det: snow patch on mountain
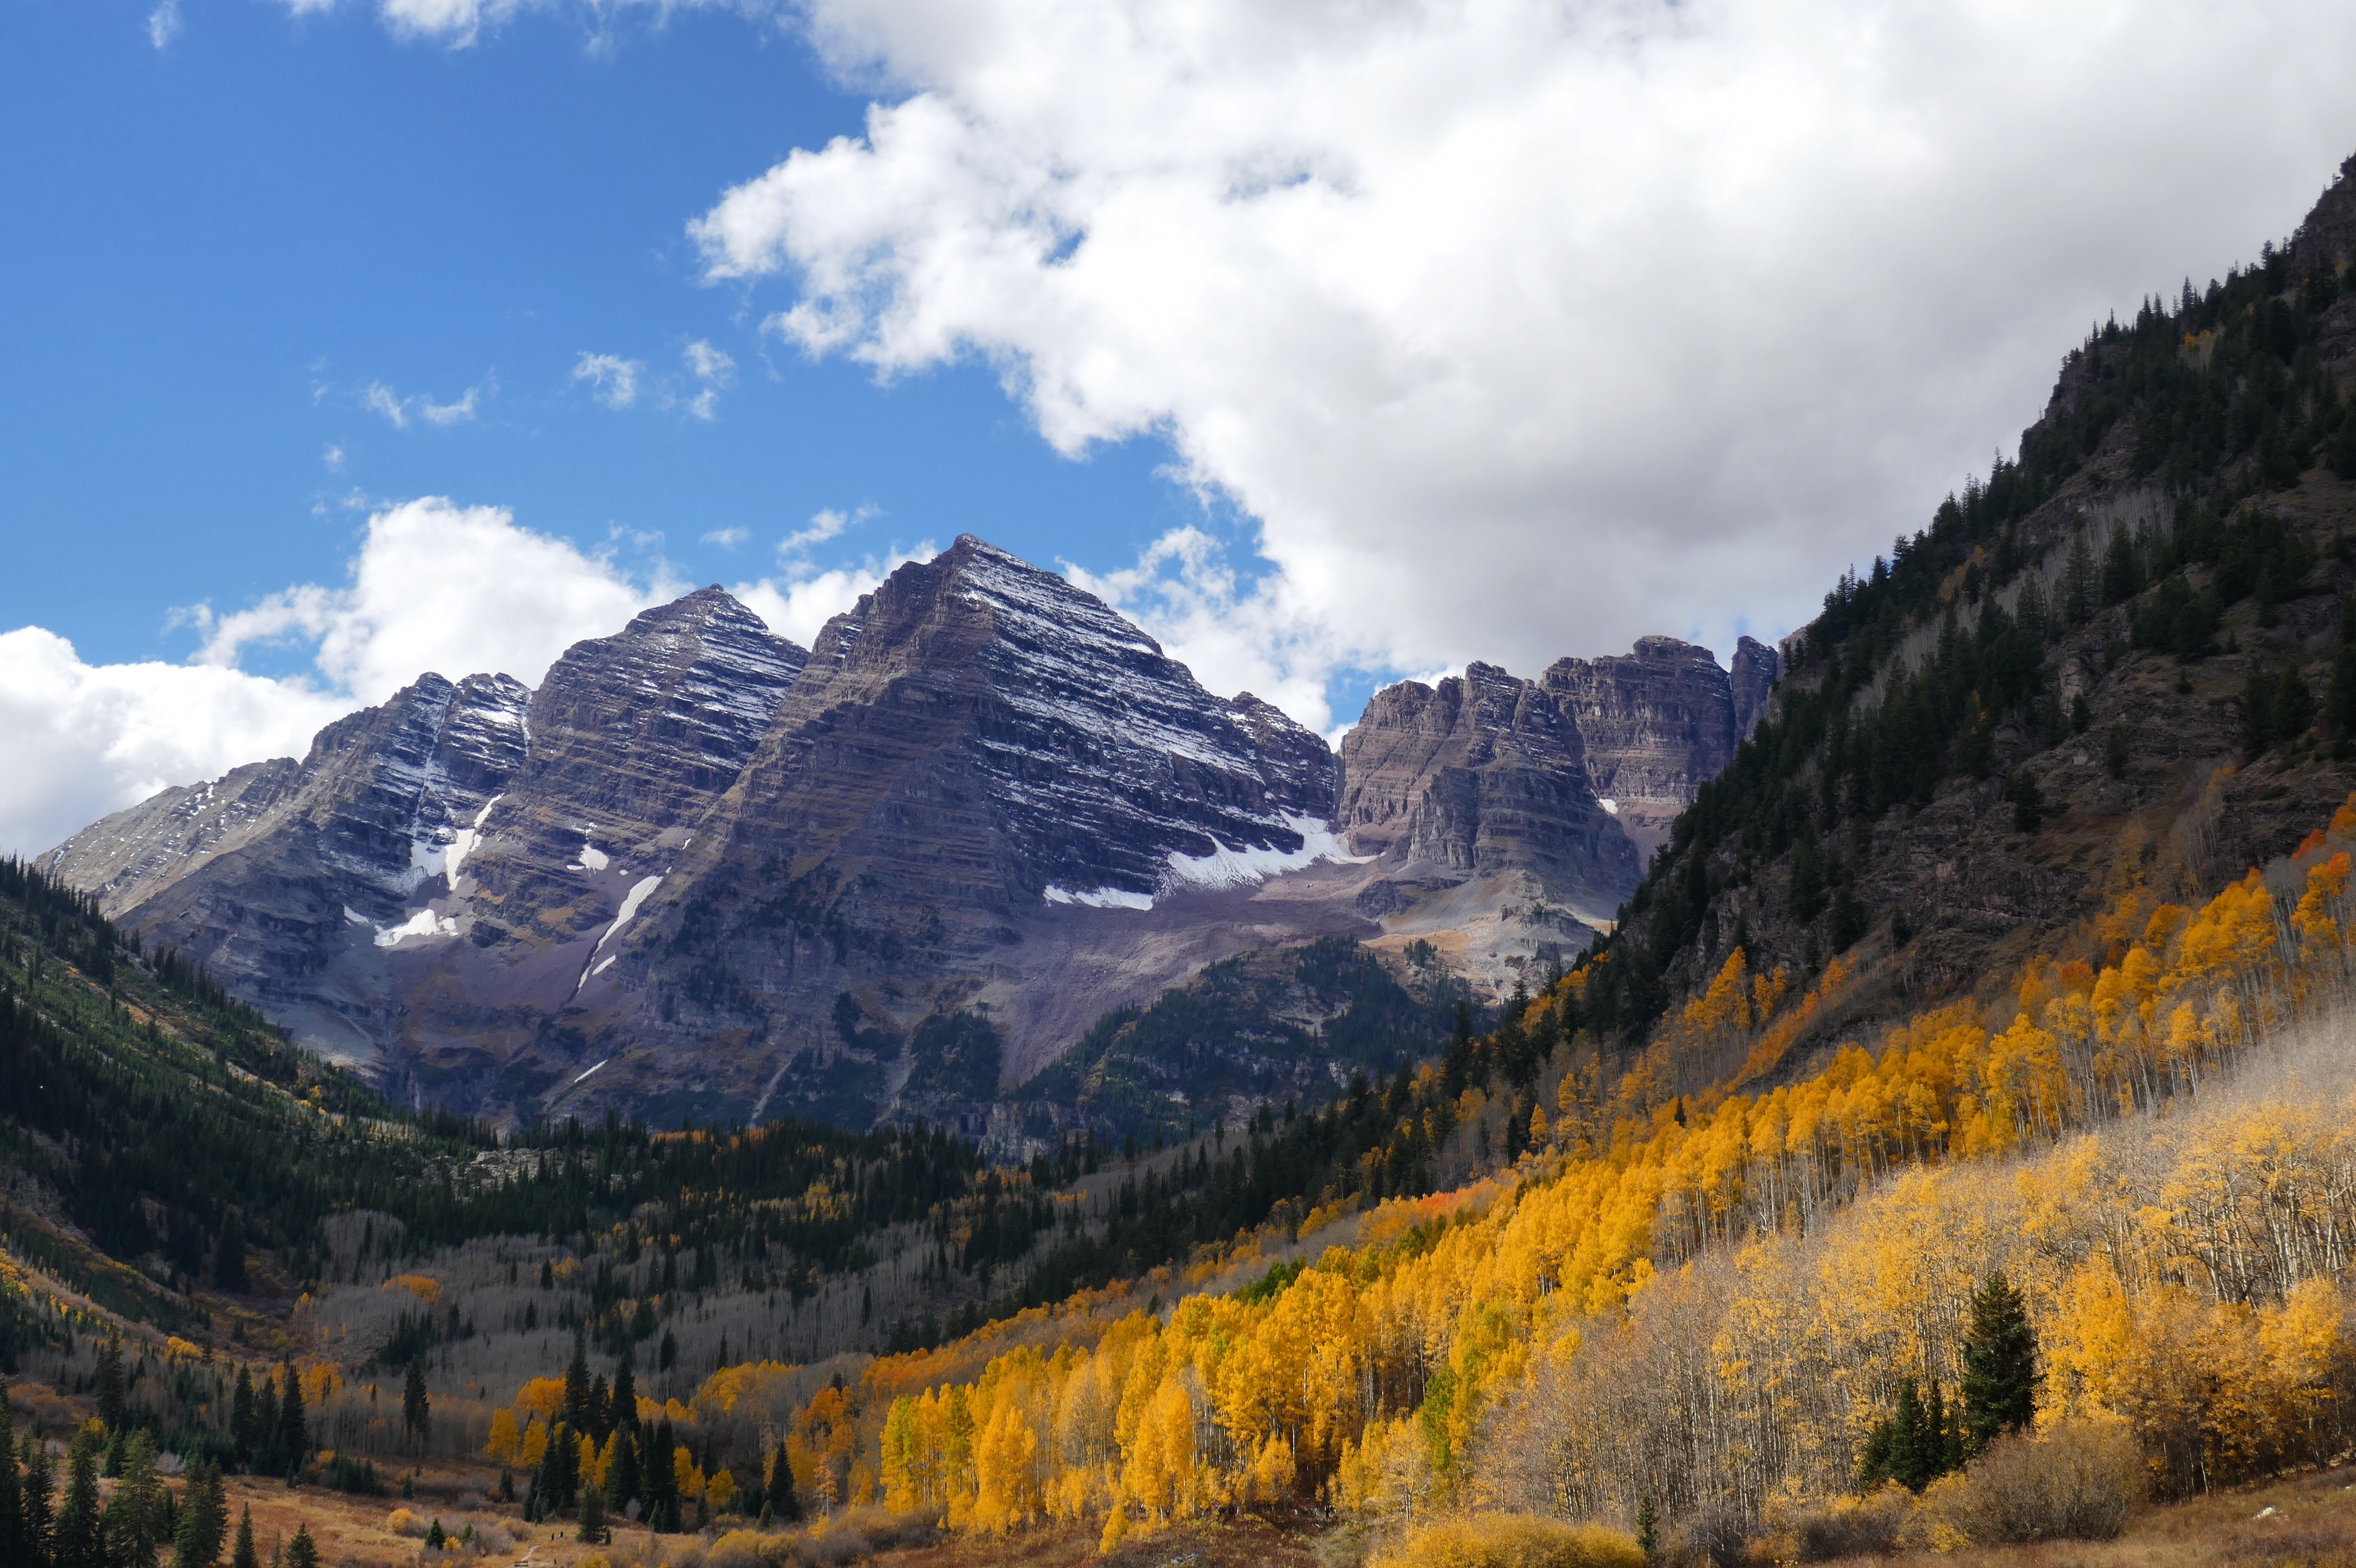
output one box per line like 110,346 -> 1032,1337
1163,814 -> 1368,892
1045,884 -> 1157,911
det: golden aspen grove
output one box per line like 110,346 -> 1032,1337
462,794 -> 2356,1561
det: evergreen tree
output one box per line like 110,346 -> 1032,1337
561,1336 -> 592,1440
53,1437 -> 102,1568
93,1344 -> 125,1437
281,1528 -> 316,1568
228,1371 -> 256,1469
274,1364 -> 307,1479
2061,530 -> 2097,625
607,1356 -> 637,1440
645,1421 -> 678,1533
227,1512 -> 255,1568
0,1384 -> 21,1568
1960,1272 -> 2041,1455
606,1430 -> 641,1517
24,1436 -> 57,1568
575,1482 -> 606,1546
169,1462 -> 225,1568
535,1424 -> 576,1516
766,1441 -> 798,1524
105,1432 -> 165,1568
400,1363 -> 429,1452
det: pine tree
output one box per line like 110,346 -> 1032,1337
767,1440 -> 798,1523
561,1336 -> 591,1439
170,1461 -> 225,1568
94,1343 -> 125,1437
227,1511 -> 255,1568
106,1432 -> 165,1568
400,1363 -> 430,1452
281,1528 -> 315,1568
228,1371 -> 256,1468
645,1422 -> 678,1533
24,1436 -> 58,1568
1635,1495 -> 1658,1556
575,1482 -> 606,1546
1960,1272 -> 2041,1456
608,1356 -> 637,1441
2061,530 -> 2097,625
0,1384 -> 21,1568
606,1430 -> 641,1517
54,1437 -> 102,1568
275,1364 -> 307,1479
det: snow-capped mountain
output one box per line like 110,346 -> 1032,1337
42,537 -> 1767,1132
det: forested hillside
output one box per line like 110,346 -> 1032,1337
1575,151 -> 2356,1097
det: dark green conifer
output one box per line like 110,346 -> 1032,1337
53,1437 -> 101,1568
1960,1272 -> 2041,1455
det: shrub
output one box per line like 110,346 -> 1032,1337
385,1509 -> 420,1538
1774,1489 -> 1908,1562
1367,1512 -> 1645,1568
1664,1505 -> 1757,1567
1910,1418 -> 2142,1547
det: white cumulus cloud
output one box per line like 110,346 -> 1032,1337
0,632 -> 348,864
691,0 -> 2356,715
0,498 -> 694,856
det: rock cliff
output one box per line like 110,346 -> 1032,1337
1542,636 -> 1741,864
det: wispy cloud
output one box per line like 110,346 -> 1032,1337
362,377 -> 488,430
778,504 -> 872,559
682,339 -> 734,421
323,445 -> 345,471
572,351 -> 644,410
146,0 -> 183,49
701,527 -> 750,548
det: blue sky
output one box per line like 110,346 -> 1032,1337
4,0 -> 2355,856
0,0 -> 1221,678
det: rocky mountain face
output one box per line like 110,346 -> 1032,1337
44,537 -> 1766,1137
1541,635 -> 1754,863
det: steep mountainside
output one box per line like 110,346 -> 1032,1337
1575,152 -> 2356,1095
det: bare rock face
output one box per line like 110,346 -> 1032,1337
1337,663 -> 1633,897
1542,636 -> 1740,865
568,537 -> 1362,1126
1732,635 -> 1783,740
42,591 -> 802,1081
43,672 -> 532,1060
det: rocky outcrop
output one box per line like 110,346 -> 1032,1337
1336,663 -> 1634,901
1732,635 -> 1782,740
1541,637 -> 1740,864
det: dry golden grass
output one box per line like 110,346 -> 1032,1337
1810,1460 -> 2356,1568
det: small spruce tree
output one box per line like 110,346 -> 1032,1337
1960,1272 -> 2041,1456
